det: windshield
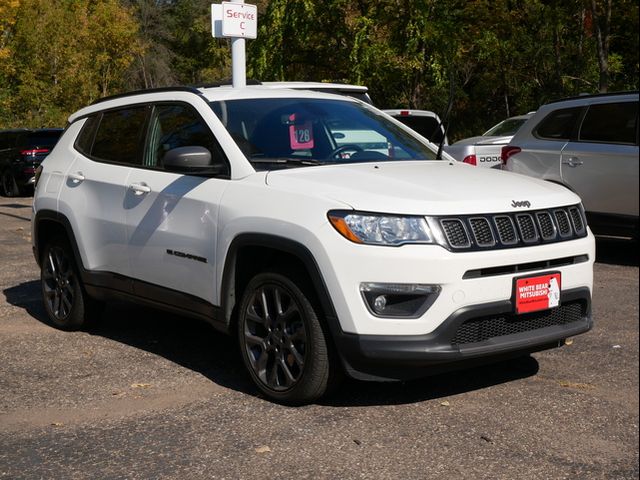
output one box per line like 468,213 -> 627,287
484,118 -> 528,137
210,98 -> 438,169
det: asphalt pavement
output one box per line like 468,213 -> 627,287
0,196 -> 638,479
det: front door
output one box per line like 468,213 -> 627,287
124,103 -> 230,305
561,101 -> 639,217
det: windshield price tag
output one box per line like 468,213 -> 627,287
289,115 -> 314,150
514,272 -> 561,314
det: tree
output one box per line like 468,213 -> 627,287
0,0 -> 141,128
123,0 -> 177,90
0,0 -> 637,133
589,0 -> 612,92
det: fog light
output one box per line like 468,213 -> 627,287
360,283 -> 441,318
373,295 -> 387,313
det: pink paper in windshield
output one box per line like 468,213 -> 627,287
289,114 -> 314,150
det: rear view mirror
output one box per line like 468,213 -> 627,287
163,146 -> 227,176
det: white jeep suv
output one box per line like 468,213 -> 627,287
32,85 -> 595,404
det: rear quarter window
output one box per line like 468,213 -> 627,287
534,107 -> 582,140
579,101 -> 638,145
74,115 -> 101,156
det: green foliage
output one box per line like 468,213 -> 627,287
0,0 -> 140,128
0,0 -> 638,138
250,0 -> 638,139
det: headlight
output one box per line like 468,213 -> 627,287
328,210 -> 434,246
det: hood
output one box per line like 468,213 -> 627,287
265,161 -> 580,216
453,135 -> 513,146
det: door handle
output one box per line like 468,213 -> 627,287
129,183 -> 151,196
562,157 -> 583,167
68,172 -> 85,184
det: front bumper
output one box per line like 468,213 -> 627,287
334,287 -> 592,381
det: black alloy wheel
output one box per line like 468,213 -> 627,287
238,272 -> 332,404
41,238 -> 89,330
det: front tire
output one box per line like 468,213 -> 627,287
41,237 -> 91,330
237,272 -> 332,405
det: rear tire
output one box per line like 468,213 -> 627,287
237,272 -> 333,405
1,170 -> 19,197
40,237 -> 91,330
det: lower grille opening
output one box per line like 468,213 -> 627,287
451,301 -> 587,346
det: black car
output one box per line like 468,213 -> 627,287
0,128 -> 63,197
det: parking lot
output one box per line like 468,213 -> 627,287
0,196 -> 637,479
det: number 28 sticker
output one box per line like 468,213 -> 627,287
289,114 -> 314,150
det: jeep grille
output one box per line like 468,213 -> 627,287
431,204 -> 587,251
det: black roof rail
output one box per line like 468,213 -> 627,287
90,86 -> 204,106
547,90 -> 639,104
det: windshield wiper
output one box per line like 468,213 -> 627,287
250,157 -> 323,166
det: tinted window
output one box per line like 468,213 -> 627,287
6,133 -> 20,148
0,133 -> 11,150
25,131 -> 62,148
579,102 -> 638,145
145,104 -> 224,171
75,115 -> 101,156
92,107 -> 148,164
534,107 -> 582,140
394,116 -> 444,144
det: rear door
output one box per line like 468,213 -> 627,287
60,107 -> 148,278
509,106 -> 583,180
124,102 -> 230,305
561,100 -> 639,217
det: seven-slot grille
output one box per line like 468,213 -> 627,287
434,205 -> 587,251
440,219 -> 471,248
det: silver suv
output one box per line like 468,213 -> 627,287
503,92 -> 639,239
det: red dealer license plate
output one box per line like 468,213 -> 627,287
514,272 -> 562,314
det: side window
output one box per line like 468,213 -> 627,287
74,115 -> 101,156
534,107 -> 582,140
14,132 -> 27,148
144,104 -> 228,174
0,134 -> 8,150
579,101 -> 638,145
92,107 -> 148,165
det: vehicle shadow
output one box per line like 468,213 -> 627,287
321,356 -> 539,407
2,279 -> 257,397
595,237 -> 639,267
4,280 -> 539,407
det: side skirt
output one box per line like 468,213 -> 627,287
83,270 -> 228,334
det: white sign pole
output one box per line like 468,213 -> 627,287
212,1 -> 257,88
230,0 -> 246,89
